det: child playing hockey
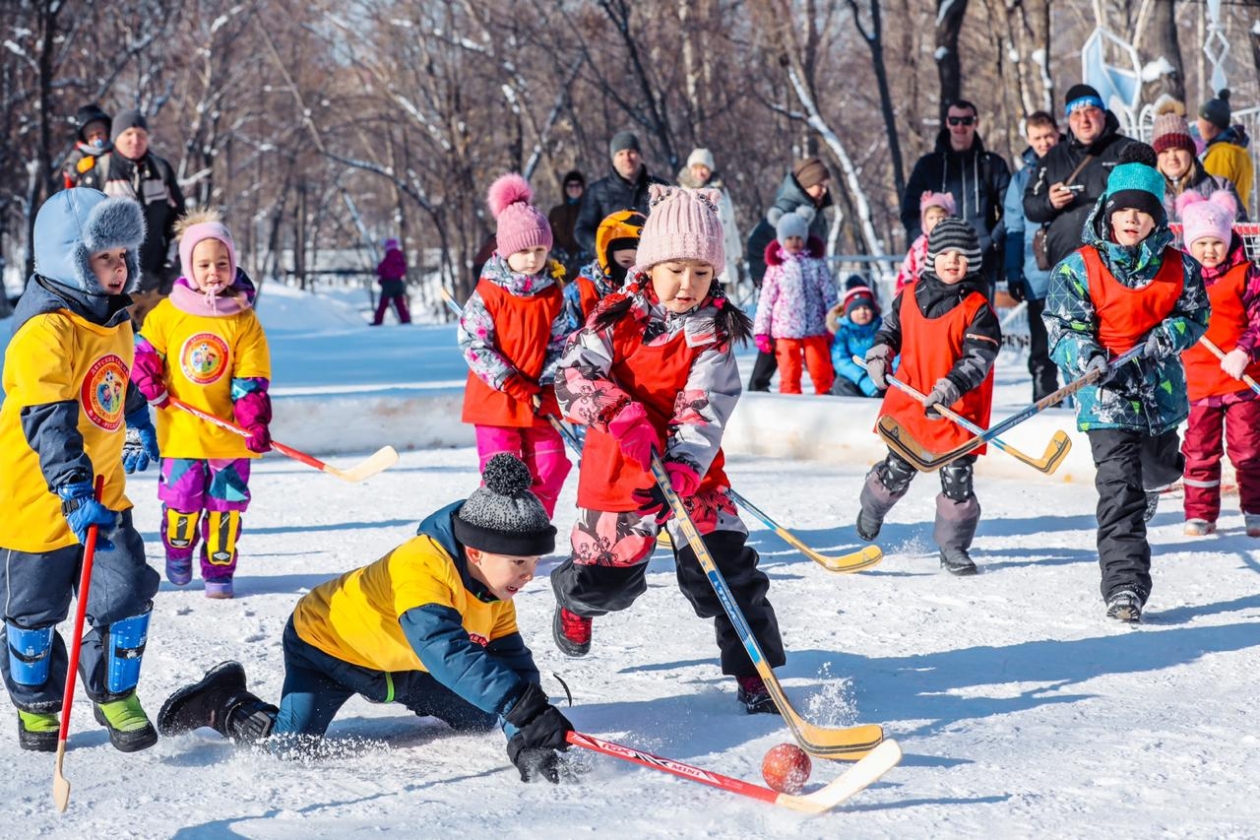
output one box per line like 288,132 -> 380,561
753,206 -> 837,395
563,209 -> 645,332
459,173 -> 571,517
1174,190 -> 1260,537
157,454 -> 576,783
895,192 -> 956,293
858,217 -> 1001,576
131,210 -> 272,599
828,281 -> 886,398
551,185 -> 787,714
1043,144 -> 1209,622
370,237 -> 412,325
0,189 -> 161,752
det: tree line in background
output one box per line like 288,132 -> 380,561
3,0 -> 1260,316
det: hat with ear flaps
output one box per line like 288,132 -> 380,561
33,188 -> 145,295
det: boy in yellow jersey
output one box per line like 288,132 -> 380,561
0,189 -> 162,752
159,454 -> 576,783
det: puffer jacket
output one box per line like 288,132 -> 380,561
753,237 -> 835,339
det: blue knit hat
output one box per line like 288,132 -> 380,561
1103,144 -> 1166,223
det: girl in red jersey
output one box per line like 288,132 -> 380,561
550,185 -> 786,715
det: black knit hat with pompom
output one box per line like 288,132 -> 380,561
454,453 -> 556,556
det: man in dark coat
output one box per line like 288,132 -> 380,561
547,170 -> 586,276
573,132 -> 666,255
1023,84 -> 1137,270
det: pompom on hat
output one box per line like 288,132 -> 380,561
1151,112 -> 1196,155
1199,89 -> 1232,131
1177,190 -> 1238,248
487,173 -> 553,258
1103,143 -> 1166,224
453,453 -> 556,556
634,185 -> 725,271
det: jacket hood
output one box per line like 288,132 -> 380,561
764,235 -> 826,266
772,172 -> 833,216
417,501 -> 498,603
34,189 -> 145,297
1200,237 -> 1250,283
1211,124 -> 1250,149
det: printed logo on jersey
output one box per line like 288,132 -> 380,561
180,333 -> 230,385
81,354 -> 128,431
468,633 -> 489,648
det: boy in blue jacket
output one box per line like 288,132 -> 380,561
829,281 -> 886,397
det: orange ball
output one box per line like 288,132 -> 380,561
761,743 -> 812,794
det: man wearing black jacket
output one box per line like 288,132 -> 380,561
573,132 -> 666,256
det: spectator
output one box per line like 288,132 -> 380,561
827,280 -> 887,398
573,132 -> 665,254
1004,110 -> 1063,400
547,170 -> 586,276
901,99 -> 1011,295
61,103 -> 112,190
1197,90 -> 1254,212
1153,105 -> 1245,222
896,191 -> 956,294
371,238 -> 412,325
677,148 -> 743,286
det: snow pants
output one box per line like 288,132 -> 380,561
0,510 -> 159,711
550,490 -> 786,678
371,294 -> 411,325
475,424 -> 571,517
747,348 -> 777,392
774,335 -> 835,395
158,457 -> 252,581
1087,428 -> 1184,603
1182,398 -> 1260,522
860,448 -> 980,554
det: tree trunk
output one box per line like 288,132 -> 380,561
1140,0 -> 1185,103
848,0 -> 905,199
934,0 -> 969,121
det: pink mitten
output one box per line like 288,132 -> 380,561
754,334 -> 773,355
233,388 -> 272,454
131,345 -> 170,408
607,402 -> 657,471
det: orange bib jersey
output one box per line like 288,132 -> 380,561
1181,260 -> 1260,401
1081,245 -> 1185,355
0,311 -> 133,552
138,298 -> 271,459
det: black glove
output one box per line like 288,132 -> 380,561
1007,277 -> 1027,303
505,683 -> 573,784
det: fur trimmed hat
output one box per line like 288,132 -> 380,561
634,185 -> 725,271
1177,190 -> 1238,248
487,173 -> 553,258
34,188 -> 145,295
453,454 -> 556,556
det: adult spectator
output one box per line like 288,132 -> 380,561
677,148 -> 743,286
547,170 -> 586,276
1023,84 -> 1136,270
901,99 -> 1011,294
1197,90 -> 1254,211
573,131 -> 665,254
61,103 -> 112,190
744,157 -> 834,391
1152,107 -> 1245,222
1004,111 -> 1063,401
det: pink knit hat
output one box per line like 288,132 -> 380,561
179,220 -> 237,288
634,185 -> 725,271
919,191 -> 957,230
487,173 -> 552,257
1177,190 -> 1237,247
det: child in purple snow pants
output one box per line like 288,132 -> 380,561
159,458 -> 252,594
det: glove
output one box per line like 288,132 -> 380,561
1221,347 -> 1250,380
57,481 -> 116,550
1142,329 -> 1175,360
131,349 -> 169,408
504,683 -> 573,784
122,410 -> 160,473
632,461 -> 701,526
607,402 -> 657,471
1084,353 -> 1115,385
754,334 -> 773,355
864,344 -> 894,390
233,388 -> 273,454
1007,277 -> 1027,303
923,377 -> 961,419
502,374 -> 541,405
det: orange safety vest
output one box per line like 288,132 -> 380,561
1180,260 -> 1260,401
1081,245 -> 1184,355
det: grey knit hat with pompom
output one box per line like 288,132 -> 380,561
454,453 -> 556,556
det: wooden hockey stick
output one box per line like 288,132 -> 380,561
1200,337 -> 1260,396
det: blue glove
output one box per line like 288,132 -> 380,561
57,481 -> 115,549
122,409 -> 159,474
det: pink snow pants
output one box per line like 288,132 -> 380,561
475,424 -> 571,517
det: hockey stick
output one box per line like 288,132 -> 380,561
725,488 -> 883,573
650,454 -> 885,760
167,398 -> 398,483
566,731 -> 901,814
52,475 -> 104,813
1200,337 -> 1260,396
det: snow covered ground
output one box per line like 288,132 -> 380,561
1,285 -> 1258,837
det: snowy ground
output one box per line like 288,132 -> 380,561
1,285 -> 1258,837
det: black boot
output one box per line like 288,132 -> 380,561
16,710 -> 59,752
857,455 -> 915,541
158,661 -> 277,743
939,548 -> 978,576
936,457 -> 981,577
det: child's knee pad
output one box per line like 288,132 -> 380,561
879,451 -> 918,495
203,510 -> 241,566
940,458 -> 976,502
105,609 -> 150,695
163,507 -> 201,550
6,622 -> 54,686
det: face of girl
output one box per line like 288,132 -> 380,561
781,235 -> 805,254
933,250 -> 969,284
649,259 -> 715,314
466,548 -> 540,601
507,246 -> 550,275
90,248 -> 129,294
1191,236 -> 1228,268
191,239 -> 232,293
923,206 -> 949,235
1158,148 -> 1193,180
1109,208 -> 1156,247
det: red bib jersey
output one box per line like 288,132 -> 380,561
1081,245 -> 1185,355
1180,259 -> 1260,401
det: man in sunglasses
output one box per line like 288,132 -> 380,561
901,99 -> 1011,298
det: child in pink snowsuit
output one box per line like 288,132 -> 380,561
371,238 -> 411,325
895,192 -> 957,293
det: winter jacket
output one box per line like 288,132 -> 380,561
831,315 -> 884,397
574,166 -> 667,255
94,151 -> 187,285
1044,198 -> 1210,434
894,233 -> 929,295
290,501 -> 540,722
1179,237 -> 1260,405
1003,147 -> 1054,300
376,247 -> 408,297
563,260 -> 618,333
547,199 -> 583,258
901,130 -> 1011,255
1202,127 -> 1255,210
62,142 -> 112,190
1023,110 -> 1137,269
746,173 -> 833,286
677,167 -> 743,284
753,237 -> 835,339
1162,160 -> 1245,223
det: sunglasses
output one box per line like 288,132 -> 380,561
565,182 -> 583,189
947,116 -> 976,127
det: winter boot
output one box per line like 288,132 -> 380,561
166,555 -> 193,586
939,548 -> 978,576
163,506 -> 200,585
1245,513 -> 1260,538
856,455 -> 915,541
157,661 -> 277,743
735,675 -> 780,715
16,710 -> 59,752
93,693 -> 158,752
935,458 -> 980,576
204,578 -> 234,599
1143,491 -> 1161,523
1105,589 -> 1143,624
1183,518 -> 1216,537
551,574 -> 591,657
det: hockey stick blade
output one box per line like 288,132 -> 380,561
726,488 -> 883,573
876,415 -> 980,472
566,732 -> 902,814
308,444 -> 400,482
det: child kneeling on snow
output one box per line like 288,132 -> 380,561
551,185 -> 787,715
857,218 -> 1001,576
158,454 -> 575,783
1042,144 -> 1209,623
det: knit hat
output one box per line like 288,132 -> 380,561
177,209 -> 238,289
843,283 -> 879,317
775,206 -> 814,245
75,103 -> 111,143
926,217 -> 983,265
1103,143 -> 1166,223
453,454 -> 556,556
487,173 -> 553,258
1199,90 -> 1232,131
634,185 -> 725,271
1064,84 -> 1104,117
687,148 -> 716,171
110,109 -> 148,142
609,131 -> 641,159
919,191 -> 957,230
1151,112 -> 1195,154
792,157 -> 830,191
383,237 -> 400,252
1177,190 -> 1238,248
